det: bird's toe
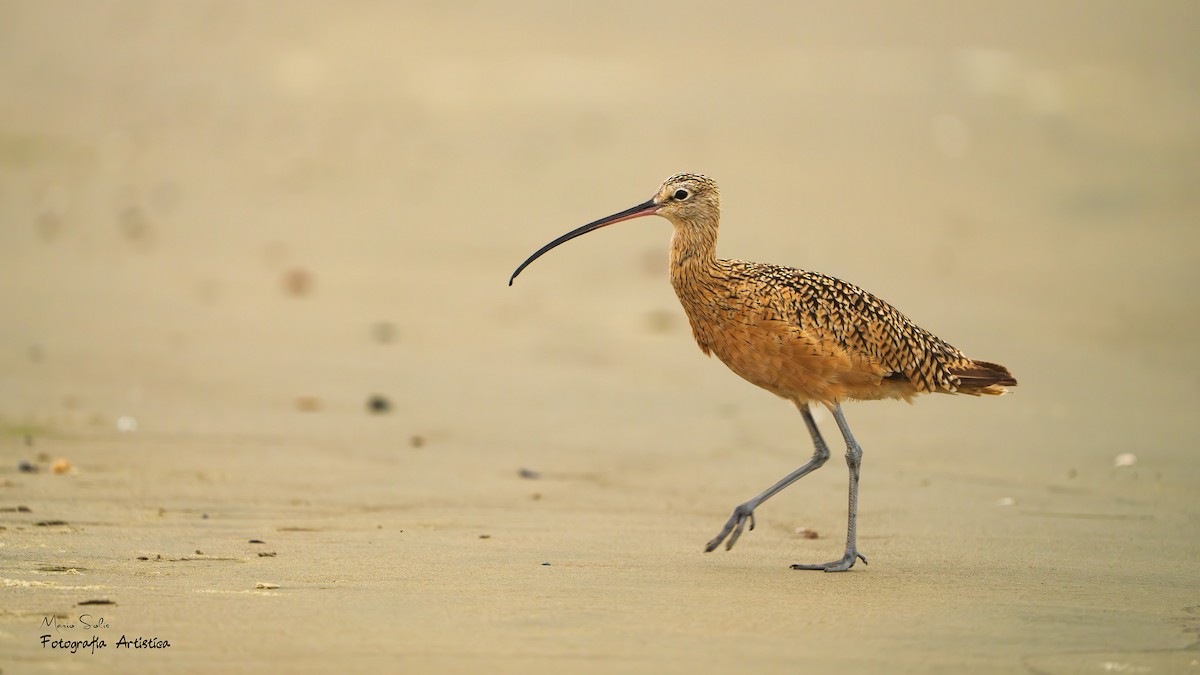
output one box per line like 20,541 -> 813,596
790,551 -> 867,572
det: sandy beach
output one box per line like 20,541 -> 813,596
2,2 -> 1199,673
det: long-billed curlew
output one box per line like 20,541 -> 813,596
509,173 -> 1015,571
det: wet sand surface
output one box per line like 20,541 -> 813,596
2,2 -> 1199,673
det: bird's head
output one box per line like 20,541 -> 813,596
651,173 -> 720,227
508,172 -> 719,285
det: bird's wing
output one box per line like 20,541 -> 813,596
738,262 -> 976,394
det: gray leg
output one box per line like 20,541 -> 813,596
705,402 -> 831,552
791,402 -> 869,572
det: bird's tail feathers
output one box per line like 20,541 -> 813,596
951,360 -> 1017,396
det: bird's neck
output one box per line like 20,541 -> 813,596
668,218 -> 726,356
669,218 -> 722,308
669,219 -> 720,281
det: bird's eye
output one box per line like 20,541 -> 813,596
674,189 -> 690,201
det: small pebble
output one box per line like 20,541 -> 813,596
195,550 -> 203,555
282,268 -> 313,296
1113,453 -> 1137,468
997,497 -> 1016,507
295,396 -> 321,412
518,467 -> 541,480
249,539 -> 266,544
541,562 -> 551,566
18,461 -> 37,473
255,582 -> 280,589
116,415 -> 138,433
367,395 -> 391,414
51,459 -> 71,474
371,321 -> 397,344
257,552 -> 277,557
795,527 -> 819,539
409,435 -> 426,448
479,534 -> 491,539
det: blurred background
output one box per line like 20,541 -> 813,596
2,1 -> 1196,461
2,2 -> 1198,670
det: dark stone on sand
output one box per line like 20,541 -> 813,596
367,395 -> 391,414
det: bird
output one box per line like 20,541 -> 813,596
509,172 -> 1015,571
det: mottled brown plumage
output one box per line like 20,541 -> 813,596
510,172 -> 1015,571
661,172 -> 1014,405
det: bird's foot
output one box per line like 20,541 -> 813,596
704,503 -> 756,552
790,551 -> 868,573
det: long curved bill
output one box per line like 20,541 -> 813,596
509,198 -> 658,285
